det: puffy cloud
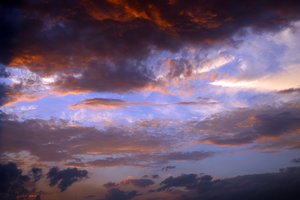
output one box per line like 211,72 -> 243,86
47,167 -> 88,192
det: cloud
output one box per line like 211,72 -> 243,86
0,114 -> 174,162
4,0 -> 300,94
47,167 -> 88,192
29,167 -> 43,183
104,178 -> 154,189
104,182 -> 118,189
70,151 -> 214,168
157,167 -> 300,200
162,166 -> 176,172
119,178 -> 154,188
278,88 -> 300,94
104,188 -> 138,200
70,97 -> 219,110
292,158 -> 300,163
210,64 -> 300,91
158,174 -> 199,191
191,103 -> 300,147
0,162 -> 30,199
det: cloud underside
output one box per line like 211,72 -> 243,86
1,0 -> 300,96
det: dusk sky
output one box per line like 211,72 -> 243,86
1,1 -> 300,200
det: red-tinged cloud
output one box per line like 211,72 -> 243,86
2,0 -> 300,94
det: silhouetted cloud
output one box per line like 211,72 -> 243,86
104,188 -> 138,200
47,167 -> 88,192
0,162 -> 30,199
156,167 -> 300,200
278,88 -> 300,94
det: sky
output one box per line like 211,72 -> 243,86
1,0 -> 300,200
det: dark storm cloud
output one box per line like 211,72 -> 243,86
0,162 -> 30,199
47,167 -> 88,192
104,188 -> 138,200
155,167 -> 300,200
0,114 -> 173,161
5,0 -> 300,93
193,104 -> 300,146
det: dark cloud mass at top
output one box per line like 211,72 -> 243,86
2,0 -> 300,93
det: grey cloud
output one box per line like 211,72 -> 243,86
192,104 -> 300,147
47,167 -> 88,192
0,114 -> 173,162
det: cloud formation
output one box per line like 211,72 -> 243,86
104,188 -> 138,200
0,114 -> 174,162
0,162 -> 30,199
192,103 -> 300,147
156,167 -> 300,200
47,167 -> 88,192
4,0 -> 300,94
70,151 -> 214,168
